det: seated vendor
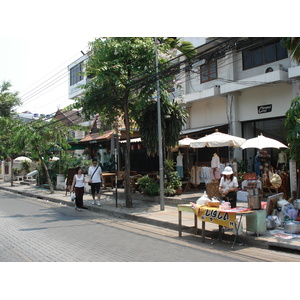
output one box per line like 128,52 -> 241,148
218,166 -> 238,208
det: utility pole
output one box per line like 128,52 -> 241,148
154,37 -> 165,211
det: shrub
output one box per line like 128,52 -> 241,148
137,175 -> 159,196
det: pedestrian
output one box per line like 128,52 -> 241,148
88,159 -> 103,206
218,166 -> 238,208
71,166 -> 87,211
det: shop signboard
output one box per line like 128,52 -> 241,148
257,104 -> 272,114
197,207 -> 236,228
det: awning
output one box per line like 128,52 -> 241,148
119,138 -> 141,144
69,143 -> 88,150
181,124 -> 227,136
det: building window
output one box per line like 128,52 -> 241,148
200,60 -> 217,83
242,39 -> 288,70
70,63 -> 83,86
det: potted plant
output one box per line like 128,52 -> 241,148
164,159 -> 182,196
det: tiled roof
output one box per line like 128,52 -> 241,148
54,110 -> 83,125
79,130 -> 114,143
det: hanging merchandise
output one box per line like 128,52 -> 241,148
191,165 -> 201,186
210,153 -> 220,180
270,173 -> 282,189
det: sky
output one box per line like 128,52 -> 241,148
1,35 -> 96,114
1,1 -> 296,116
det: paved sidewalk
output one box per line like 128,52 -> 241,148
1,180 -> 300,253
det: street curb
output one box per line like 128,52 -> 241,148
2,185 -> 300,253
0,185 -> 179,230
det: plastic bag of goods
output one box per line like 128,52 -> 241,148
196,191 -> 210,206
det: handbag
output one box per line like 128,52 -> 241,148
88,165 -> 99,186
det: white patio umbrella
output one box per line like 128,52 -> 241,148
13,156 -> 32,163
178,137 -> 196,147
49,157 -> 59,161
178,137 -> 196,168
240,134 -> 288,150
190,129 -> 246,148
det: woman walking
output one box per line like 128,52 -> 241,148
71,167 -> 86,211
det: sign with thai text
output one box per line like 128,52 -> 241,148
257,104 -> 272,114
196,207 -> 236,228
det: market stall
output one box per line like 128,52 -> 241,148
178,202 -> 259,249
240,134 -> 289,199
186,129 -> 246,192
265,193 -> 300,238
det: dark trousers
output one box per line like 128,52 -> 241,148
222,191 -> 237,208
75,187 -> 84,208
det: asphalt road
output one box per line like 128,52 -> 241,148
0,189 -> 299,262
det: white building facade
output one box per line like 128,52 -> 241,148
178,37 -> 300,172
67,38 -> 300,174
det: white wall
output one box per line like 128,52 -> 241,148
189,97 -> 228,129
238,84 -> 293,122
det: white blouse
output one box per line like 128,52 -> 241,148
219,176 -> 238,193
75,174 -> 84,188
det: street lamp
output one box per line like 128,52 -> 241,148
154,37 -> 165,211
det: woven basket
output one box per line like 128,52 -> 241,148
206,182 -> 222,198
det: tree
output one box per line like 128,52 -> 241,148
281,38 -> 300,63
282,39 -> 300,196
11,118 -> 78,193
0,117 -> 24,186
285,96 -> 300,197
137,92 -> 188,156
0,81 -> 21,117
0,81 -> 22,185
75,37 -> 194,208
0,81 -> 21,157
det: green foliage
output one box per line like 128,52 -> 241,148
281,38 -> 300,63
13,167 -> 20,176
285,96 -> 300,162
137,175 -> 159,196
144,181 -> 160,196
0,117 -> 22,159
137,96 -> 188,156
21,160 -> 31,174
158,38 -> 197,58
10,118 -> 77,161
0,81 -> 22,161
9,117 -> 80,193
55,153 -> 92,177
164,159 -> 182,196
0,81 -> 21,117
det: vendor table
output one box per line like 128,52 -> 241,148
178,204 -> 255,249
102,173 -> 115,189
178,205 -> 199,238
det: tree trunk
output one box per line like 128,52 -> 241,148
123,98 -> 132,208
10,159 -> 14,187
39,154 -> 55,194
297,162 -> 300,199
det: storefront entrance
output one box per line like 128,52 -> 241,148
242,117 -> 287,173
